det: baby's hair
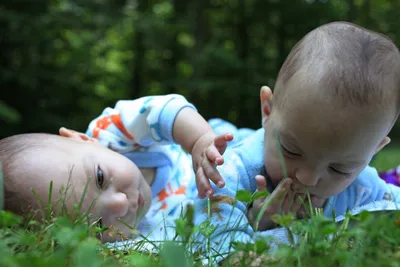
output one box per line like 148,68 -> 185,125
0,133 -> 56,213
274,21 -> 400,120
0,133 -> 55,177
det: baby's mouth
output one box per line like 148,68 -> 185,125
137,192 -> 144,209
294,190 -> 319,200
290,182 -> 316,195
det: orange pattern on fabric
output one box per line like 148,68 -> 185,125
93,116 -> 112,138
92,114 -> 134,140
110,114 -> 134,140
158,188 -> 169,202
156,183 -> 187,210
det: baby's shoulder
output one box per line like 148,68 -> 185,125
353,166 -> 395,193
216,129 -> 265,191
228,128 -> 264,162
330,166 -> 398,215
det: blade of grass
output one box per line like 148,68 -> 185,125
207,197 -> 212,266
306,189 -> 314,217
31,188 -> 47,219
47,180 -> 53,220
0,163 -> 4,211
77,177 -> 91,213
254,189 -> 285,231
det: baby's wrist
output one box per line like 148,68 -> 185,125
191,130 -> 216,169
192,130 -> 216,154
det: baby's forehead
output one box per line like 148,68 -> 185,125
275,89 -> 386,131
278,69 -> 392,114
273,104 -> 389,159
276,100 -> 374,131
276,78 -> 338,112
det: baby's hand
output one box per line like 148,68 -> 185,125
191,131 -> 234,199
247,176 -> 309,231
59,127 -> 100,144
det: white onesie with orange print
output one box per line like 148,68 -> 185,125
85,94 -> 398,262
85,94 -> 255,247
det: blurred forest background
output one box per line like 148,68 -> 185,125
0,0 -> 399,149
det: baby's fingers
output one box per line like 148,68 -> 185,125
268,179 -> 292,208
255,175 -> 268,191
201,158 -> 225,188
292,194 -> 306,214
259,178 -> 291,215
205,145 -> 224,166
214,133 -> 233,146
274,178 -> 292,197
59,127 -> 100,144
195,167 -> 213,199
214,133 -> 233,152
205,133 -> 233,166
282,189 -> 297,214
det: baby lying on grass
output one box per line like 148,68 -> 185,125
0,20 -> 399,264
189,21 -> 400,261
0,94 -> 249,242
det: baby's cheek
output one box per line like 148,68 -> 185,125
319,178 -> 354,198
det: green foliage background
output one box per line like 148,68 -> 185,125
1,0 -> 399,145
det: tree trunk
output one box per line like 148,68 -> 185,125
347,0 -> 357,22
188,0 -> 207,104
131,0 -> 148,99
277,1 -> 286,81
361,0 -> 370,26
165,0 -> 187,94
236,0 -> 249,126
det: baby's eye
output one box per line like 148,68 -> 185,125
96,165 -> 105,189
280,143 -> 301,157
329,166 -> 351,176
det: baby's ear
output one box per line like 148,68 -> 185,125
260,86 -> 273,124
59,127 -> 91,142
374,136 -> 391,154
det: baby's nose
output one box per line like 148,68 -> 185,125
295,167 -> 319,187
103,192 -> 129,218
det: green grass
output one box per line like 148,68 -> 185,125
1,200 -> 399,267
0,148 -> 399,267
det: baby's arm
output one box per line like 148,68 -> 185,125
84,95 -> 197,151
82,94 -> 232,196
173,107 -> 234,194
84,95 -> 223,152
193,151 -> 255,263
60,94 -> 232,195
356,166 -> 400,205
319,165 -> 400,219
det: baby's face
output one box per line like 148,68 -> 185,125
20,136 -> 152,242
262,83 -> 390,204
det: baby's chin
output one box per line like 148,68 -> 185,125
290,181 -> 319,197
98,225 -> 139,243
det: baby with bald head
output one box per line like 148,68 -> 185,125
193,22 -> 400,233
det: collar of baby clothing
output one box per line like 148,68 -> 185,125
123,144 -> 180,198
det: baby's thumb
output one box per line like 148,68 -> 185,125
255,175 -> 268,191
